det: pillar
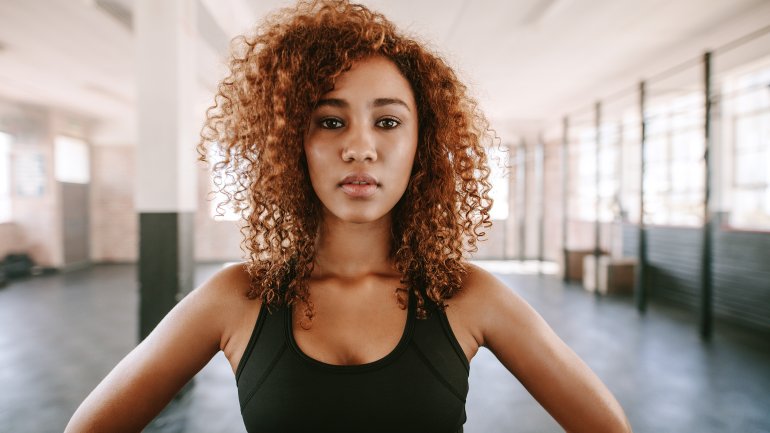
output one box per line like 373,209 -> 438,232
134,0 -> 198,341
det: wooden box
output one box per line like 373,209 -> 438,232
583,255 -> 637,295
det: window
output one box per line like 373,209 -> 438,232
54,136 -> 90,184
643,91 -> 705,226
619,111 -> 642,224
568,123 -> 621,223
567,124 -> 593,221
597,122 -> 620,223
721,57 -> 770,230
0,131 -> 12,223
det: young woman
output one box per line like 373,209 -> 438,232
66,1 -> 631,432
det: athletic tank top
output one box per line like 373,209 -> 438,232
235,287 -> 470,433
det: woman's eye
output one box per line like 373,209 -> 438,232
320,118 -> 344,129
376,118 -> 400,129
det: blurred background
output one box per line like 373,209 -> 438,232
0,0 -> 769,432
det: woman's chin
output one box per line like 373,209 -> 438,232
324,206 -> 391,225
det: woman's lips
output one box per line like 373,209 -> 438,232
338,172 -> 379,198
340,183 -> 378,198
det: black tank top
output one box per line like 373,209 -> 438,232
235,288 -> 470,433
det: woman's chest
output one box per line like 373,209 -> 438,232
240,357 -> 467,433
227,301 -> 478,374
234,294 -> 470,433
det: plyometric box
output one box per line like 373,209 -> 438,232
583,255 -> 637,295
558,249 -> 595,282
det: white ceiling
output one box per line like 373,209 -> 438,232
0,0 -> 134,120
0,0 -> 768,144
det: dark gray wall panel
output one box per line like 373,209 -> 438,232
645,227 -> 702,309
622,222 -> 770,332
61,182 -> 90,268
621,224 -> 639,258
712,228 -> 770,331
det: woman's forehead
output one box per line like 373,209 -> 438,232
319,56 -> 416,108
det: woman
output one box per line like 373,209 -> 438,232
66,1 -> 631,432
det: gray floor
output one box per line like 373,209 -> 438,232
1,263 -> 769,433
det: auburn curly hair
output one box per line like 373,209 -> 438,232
198,0 -> 495,324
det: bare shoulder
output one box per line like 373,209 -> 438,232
457,261 -> 518,302
447,261 -> 535,349
198,263 -> 266,373
196,261 -> 254,301
437,261 -> 526,363
179,263 -> 253,333
194,262 -> 262,348
458,261 -> 510,298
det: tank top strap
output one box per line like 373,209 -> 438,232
411,289 -> 470,397
236,300 -> 289,411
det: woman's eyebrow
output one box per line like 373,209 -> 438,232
315,97 -> 411,112
316,98 -> 347,109
371,97 -> 411,112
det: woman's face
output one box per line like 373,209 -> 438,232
304,56 -> 419,224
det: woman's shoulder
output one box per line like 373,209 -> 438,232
193,262 -> 265,370
211,261 -> 252,288
448,261 -> 530,348
429,261 -> 518,362
197,262 -> 256,300
190,263 -> 260,334
436,262 -> 493,354
456,261 -> 511,304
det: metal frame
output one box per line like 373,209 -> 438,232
700,51 -> 714,339
594,102 -> 602,293
537,134 -> 546,272
636,81 -> 648,313
561,117 -> 570,281
516,139 -> 527,261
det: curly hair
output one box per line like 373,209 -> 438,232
198,0 -> 495,325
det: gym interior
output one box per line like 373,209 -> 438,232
1,1 -> 769,432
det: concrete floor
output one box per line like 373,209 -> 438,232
1,263 -> 768,433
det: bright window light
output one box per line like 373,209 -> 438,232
0,131 -> 12,223
722,56 -> 770,230
643,91 -> 705,226
54,136 -> 90,184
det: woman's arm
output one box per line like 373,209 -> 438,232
65,263 -> 249,433
465,264 -> 632,433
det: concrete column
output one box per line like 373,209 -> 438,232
135,0 -> 198,341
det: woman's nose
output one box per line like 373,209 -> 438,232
341,123 -> 377,162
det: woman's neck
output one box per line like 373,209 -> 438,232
312,212 -> 397,281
